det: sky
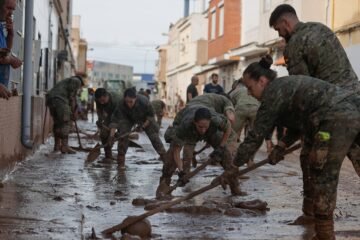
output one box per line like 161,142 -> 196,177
73,0 -> 206,74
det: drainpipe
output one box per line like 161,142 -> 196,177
21,0 -> 34,149
184,0 -> 190,17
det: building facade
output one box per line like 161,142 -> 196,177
0,0 -> 80,178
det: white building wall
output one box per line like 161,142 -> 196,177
241,0 -> 260,45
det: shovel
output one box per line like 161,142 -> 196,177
101,143 -> 301,236
73,119 -> 85,150
86,131 -> 140,163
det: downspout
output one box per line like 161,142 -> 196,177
21,0 -> 34,149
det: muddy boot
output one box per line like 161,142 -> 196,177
192,156 -> 198,168
155,177 -> 172,200
117,154 -> 126,169
183,158 -> 191,174
99,146 -> 114,163
290,197 -> 315,225
53,136 -> 62,152
61,137 -> 76,154
312,217 -> 335,240
229,179 -> 246,196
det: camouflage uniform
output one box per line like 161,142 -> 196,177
109,94 -> 166,164
229,85 -> 259,139
186,93 -> 235,115
46,76 -> 82,152
284,21 -> 360,218
186,93 -> 238,153
96,92 -> 122,159
285,22 -> 360,92
233,76 -> 360,238
160,106 -> 240,196
151,99 -> 166,127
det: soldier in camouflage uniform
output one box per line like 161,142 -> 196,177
109,88 -> 166,168
156,106 -> 241,199
94,88 -> 122,162
227,58 -> 360,240
229,79 -> 259,141
186,93 -> 235,125
270,4 -> 360,222
46,76 -> 84,153
151,99 -> 166,127
184,93 -> 238,166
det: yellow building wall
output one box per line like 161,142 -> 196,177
333,0 -> 360,29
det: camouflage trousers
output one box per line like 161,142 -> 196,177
301,101 -> 360,220
233,105 -> 258,139
117,118 -> 165,157
155,112 -> 164,127
46,97 -> 71,138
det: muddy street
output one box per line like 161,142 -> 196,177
0,118 -> 359,240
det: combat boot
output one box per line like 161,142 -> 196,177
290,197 -> 315,225
99,146 -> 113,163
117,154 -> 126,169
312,217 -> 335,240
54,136 -> 62,152
229,181 -> 246,196
183,158 -> 191,174
155,177 -> 172,200
61,137 -> 76,154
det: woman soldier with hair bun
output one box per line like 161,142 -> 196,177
225,55 -> 360,240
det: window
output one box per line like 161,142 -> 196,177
219,6 -> 224,36
263,0 -> 271,12
211,11 -> 216,40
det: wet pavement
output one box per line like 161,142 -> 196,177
0,117 -> 359,240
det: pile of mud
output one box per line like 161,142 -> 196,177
131,197 -> 269,217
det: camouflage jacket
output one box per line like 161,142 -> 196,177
234,75 -> 356,166
151,99 -> 166,114
186,93 -> 235,114
229,85 -> 259,110
96,92 -> 122,125
170,106 -> 230,147
47,77 -> 82,104
284,22 -> 360,92
110,94 -> 155,128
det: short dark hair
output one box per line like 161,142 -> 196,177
194,107 -> 212,122
211,73 -> 218,78
145,89 -> 151,94
94,88 -> 108,99
269,4 -> 297,27
124,87 -> 137,98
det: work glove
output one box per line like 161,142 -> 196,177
268,145 -> 286,165
216,167 -> 239,190
210,146 -> 226,164
177,171 -> 189,187
134,124 -> 144,133
96,120 -> 103,128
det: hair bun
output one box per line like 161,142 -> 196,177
259,55 -> 273,69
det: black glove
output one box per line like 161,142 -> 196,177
134,124 -> 144,132
268,145 -> 286,165
177,171 -> 189,187
210,146 -> 226,163
96,120 -> 103,128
